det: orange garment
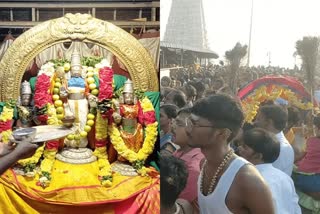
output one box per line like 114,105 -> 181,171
121,104 -> 139,119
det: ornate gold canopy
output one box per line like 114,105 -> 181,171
0,13 -> 158,102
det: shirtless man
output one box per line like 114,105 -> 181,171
186,94 -> 275,214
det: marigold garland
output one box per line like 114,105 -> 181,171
90,66 -> 114,186
19,62 -> 59,181
17,144 -> 45,176
32,62 -> 60,187
93,147 -> 112,187
108,97 -> 158,175
242,85 -> 314,122
39,149 -> 57,188
95,111 -> 108,140
140,97 -> 155,112
46,103 -> 60,125
94,111 -> 113,186
0,106 -> 14,143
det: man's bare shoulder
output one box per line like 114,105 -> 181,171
235,164 -> 268,191
226,163 -> 275,213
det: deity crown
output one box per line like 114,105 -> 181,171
123,79 -> 134,93
70,48 -> 82,77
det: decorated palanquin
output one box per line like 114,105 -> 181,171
0,14 -> 159,214
237,75 -> 316,123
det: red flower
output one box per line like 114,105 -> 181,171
34,74 -> 52,108
137,101 -> 144,124
107,108 -> 114,124
95,139 -> 107,147
45,140 -> 59,150
37,115 -> 48,123
98,67 -> 114,101
0,120 -> 12,132
143,111 -> 156,125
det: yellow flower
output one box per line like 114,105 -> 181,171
38,149 -> 57,184
95,111 -> 108,140
47,103 -> 59,125
141,97 -> 154,112
18,144 -> 45,166
109,121 -> 158,163
44,149 -> 57,159
0,106 -> 14,122
137,167 -> 148,176
102,180 -> 112,187
1,130 -> 12,143
93,143 -> 112,186
40,158 -> 55,172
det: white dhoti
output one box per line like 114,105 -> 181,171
67,99 -> 89,148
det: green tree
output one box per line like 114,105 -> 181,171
295,37 -> 319,94
225,42 -> 248,94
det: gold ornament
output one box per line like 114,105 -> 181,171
0,13 -> 158,102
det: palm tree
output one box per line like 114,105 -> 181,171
225,42 -> 248,94
295,37 -> 319,95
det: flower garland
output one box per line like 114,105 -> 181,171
92,66 -> 114,186
94,112 -> 112,186
93,146 -> 112,187
242,85 -> 314,122
0,106 -> 14,143
108,97 -> 158,176
32,62 -> 61,187
17,144 -> 45,177
38,103 -> 60,187
98,67 -> 114,102
38,147 -> 58,188
34,73 -> 53,109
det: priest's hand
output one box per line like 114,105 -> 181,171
12,142 -> 39,160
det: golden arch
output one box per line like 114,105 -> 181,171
0,13 -> 158,102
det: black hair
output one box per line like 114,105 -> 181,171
242,128 -> 280,163
204,89 -> 216,97
160,104 -> 179,119
287,106 -> 301,128
183,84 -> 197,99
259,105 -> 288,131
161,76 -> 171,87
243,122 -> 255,132
160,87 -> 173,102
191,94 -> 244,141
213,78 -> 224,86
165,89 -> 187,108
193,81 -> 206,93
177,107 -> 192,115
160,155 -> 188,208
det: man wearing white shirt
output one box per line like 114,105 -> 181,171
254,104 -> 294,176
239,128 -> 301,214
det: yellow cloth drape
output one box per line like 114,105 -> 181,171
0,160 -> 159,213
